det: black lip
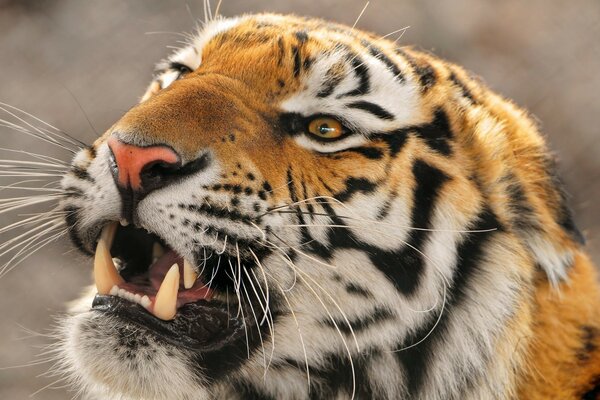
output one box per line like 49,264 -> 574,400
91,295 -> 250,351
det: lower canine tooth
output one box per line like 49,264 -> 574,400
183,259 -> 198,289
153,264 -> 179,320
94,222 -> 123,294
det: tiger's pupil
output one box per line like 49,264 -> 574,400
319,124 -> 334,135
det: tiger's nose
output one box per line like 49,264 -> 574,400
107,136 -> 181,194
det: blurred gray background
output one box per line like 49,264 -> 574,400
0,1 -> 598,398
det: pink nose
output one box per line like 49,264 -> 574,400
107,137 -> 180,192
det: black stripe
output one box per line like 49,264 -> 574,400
277,36 -> 285,66
63,186 -> 84,198
544,157 -> 585,245
368,160 -> 449,295
322,306 -> 393,334
361,39 -> 405,82
395,208 -> 500,397
395,48 -> 437,91
301,178 -> 315,214
448,70 -> 476,103
294,30 -> 309,44
347,100 -> 395,121
412,108 -> 453,156
503,173 -> 538,231
345,282 -> 373,298
344,146 -> 384,160
374,129 -> 409,157
232,382 -> 276,400
334,177 -> 378,202
582,377 -> 600,400
317,67 -> 345,98
178,202 -> 256,225
70,165 -> 94,182
576,326 -> 598,362
376,190 -> 399,220
303,56 -> 313,72
371,108 -> 452,156
64,206 -> 91,255
287,167 -> 332,261
292,45 -> 301,77
338,53 -> 370,97
306,353 -> 376,399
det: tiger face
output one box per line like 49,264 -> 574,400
55,13 -> 600,400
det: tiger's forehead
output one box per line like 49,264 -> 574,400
150,14 -> 426,134
159,14 -> 366,72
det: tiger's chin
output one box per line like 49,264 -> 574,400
59,299 -> 210,400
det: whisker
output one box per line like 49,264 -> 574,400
0,224 -> 67,278
0,101 -> 87,148
269,275 -> 311,390
242,284 -> 268,375
265,197 -> 496,234
0,114 -> 78,154
249,268 -> 277,375
0,147 -> 70,167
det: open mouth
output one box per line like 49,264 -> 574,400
91,222 -> 250,349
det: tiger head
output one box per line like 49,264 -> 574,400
56,13 -> 592,400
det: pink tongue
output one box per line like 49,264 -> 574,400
149,250 -> 183,290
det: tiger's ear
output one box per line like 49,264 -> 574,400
467,106 -> 584,286
525,156 -> 585,286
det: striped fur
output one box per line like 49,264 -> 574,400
57,13 -> 600,400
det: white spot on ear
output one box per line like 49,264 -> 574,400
526,235 -> 573,286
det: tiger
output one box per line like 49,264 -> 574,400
37,11 -> 600,400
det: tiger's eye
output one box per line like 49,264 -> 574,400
307,118 -> 344,139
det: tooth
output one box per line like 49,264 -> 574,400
119,218 -> 129,227
94,222 -> 124,294
112,257 -> 123,271
152,242 -> 165,262
110,285 -> 119,296
141,295 -> 151,309
153,264 -> 179,320
183,259 -> 198,289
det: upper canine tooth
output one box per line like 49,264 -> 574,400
94,222 -> 123,295
153,264 -> 179,320
183,259 -> 198,289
